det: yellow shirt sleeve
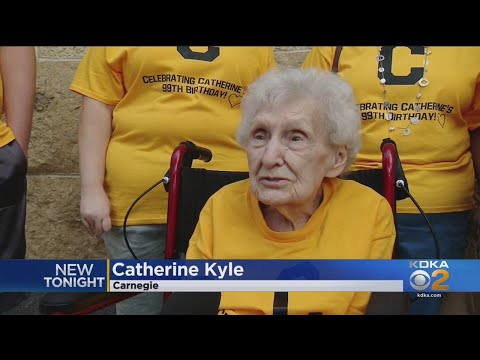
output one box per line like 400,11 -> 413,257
69,46 -> 125,106
186,197 -> 214,260
265,47 -> 277,71
370,197 -> 397,258
347,197 -> 396,314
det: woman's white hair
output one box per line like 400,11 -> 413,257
236,67 -> 361,171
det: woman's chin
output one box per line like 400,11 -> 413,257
256,191 -> 292,207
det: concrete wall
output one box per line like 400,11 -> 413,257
26,46 -> 312,259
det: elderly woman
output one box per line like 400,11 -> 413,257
186,68 -> 396,315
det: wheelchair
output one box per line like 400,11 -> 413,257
39,138 -> 409,315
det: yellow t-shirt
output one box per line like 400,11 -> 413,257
302,46 -> 480,213
186,177 -> 396,315
70,46 -> 276,225
0,73 -> 16,147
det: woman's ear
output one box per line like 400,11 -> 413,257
325,146 -> 347,178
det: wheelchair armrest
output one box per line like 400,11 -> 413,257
39,292 -> 136,315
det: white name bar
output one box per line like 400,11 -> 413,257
109,280 -> 403,292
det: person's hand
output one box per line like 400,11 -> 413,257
80,186 -> 112,237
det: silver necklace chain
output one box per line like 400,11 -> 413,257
377,46 -> 431,136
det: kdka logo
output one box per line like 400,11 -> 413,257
408,261 -> 450,291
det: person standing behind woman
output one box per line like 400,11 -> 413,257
0,47 -> 36,312
70,46 -> 276,315
302,46 -> 480,315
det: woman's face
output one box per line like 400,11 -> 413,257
247,100 -> 346,208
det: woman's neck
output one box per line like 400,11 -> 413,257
260,192 -> 323,232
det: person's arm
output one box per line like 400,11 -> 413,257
465,67 -> 480,246
0,46 -> 36,157
471,129 -> 480,179
470,128 -> 480,239
78,96 -> 113,236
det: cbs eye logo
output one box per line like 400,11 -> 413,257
409,270 -> 431,291
409,269 -> 449,291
